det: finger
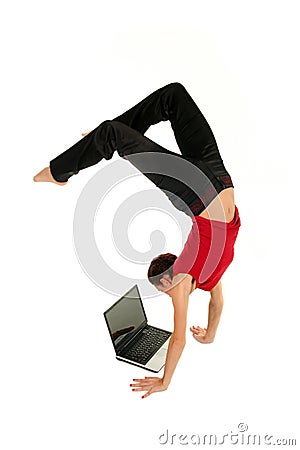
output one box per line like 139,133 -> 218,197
193,330 -> 204,336
132,378 -> 154,383
130,380 -> 153,387
130,380 -> 152,385
131,386 -> 147,392
142,389 -> 153,399
130,383 -> 152,389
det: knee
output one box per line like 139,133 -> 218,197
166,81 -> 187,94
102,119 -> 125,132
98,119 -> 124,137
99,119 -> 114,129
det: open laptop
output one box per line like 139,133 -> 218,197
103,284 -> 172,372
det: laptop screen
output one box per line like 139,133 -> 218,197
104,285 -> 147,351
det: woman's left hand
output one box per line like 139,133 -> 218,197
130,377 -> 168,399
190,326 -> 214,344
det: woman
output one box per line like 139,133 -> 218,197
34,82 -> 241,398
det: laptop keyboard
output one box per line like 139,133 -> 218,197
122,327 -> 171,365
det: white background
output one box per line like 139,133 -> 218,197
1,1 -> 299,449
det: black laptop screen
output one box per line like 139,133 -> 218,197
104,285 -> 147,350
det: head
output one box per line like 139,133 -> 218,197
147,253 -> 178,294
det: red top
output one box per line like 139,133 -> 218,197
173,205 -> 241,291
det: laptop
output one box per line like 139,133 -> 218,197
103,284 -> 172,372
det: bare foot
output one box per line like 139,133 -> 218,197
81,131 -> 92,137
33,167 -> 68,185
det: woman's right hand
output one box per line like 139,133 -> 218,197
81,131 -> 92,137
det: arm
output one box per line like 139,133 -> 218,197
131,284 -> 189,398
162,288 -> 189,387
205,282 -> 224,342
190,279 -> 224,344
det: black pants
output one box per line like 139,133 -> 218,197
49,82 -> 234,216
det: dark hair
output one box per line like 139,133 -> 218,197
147,253 -> 177,286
